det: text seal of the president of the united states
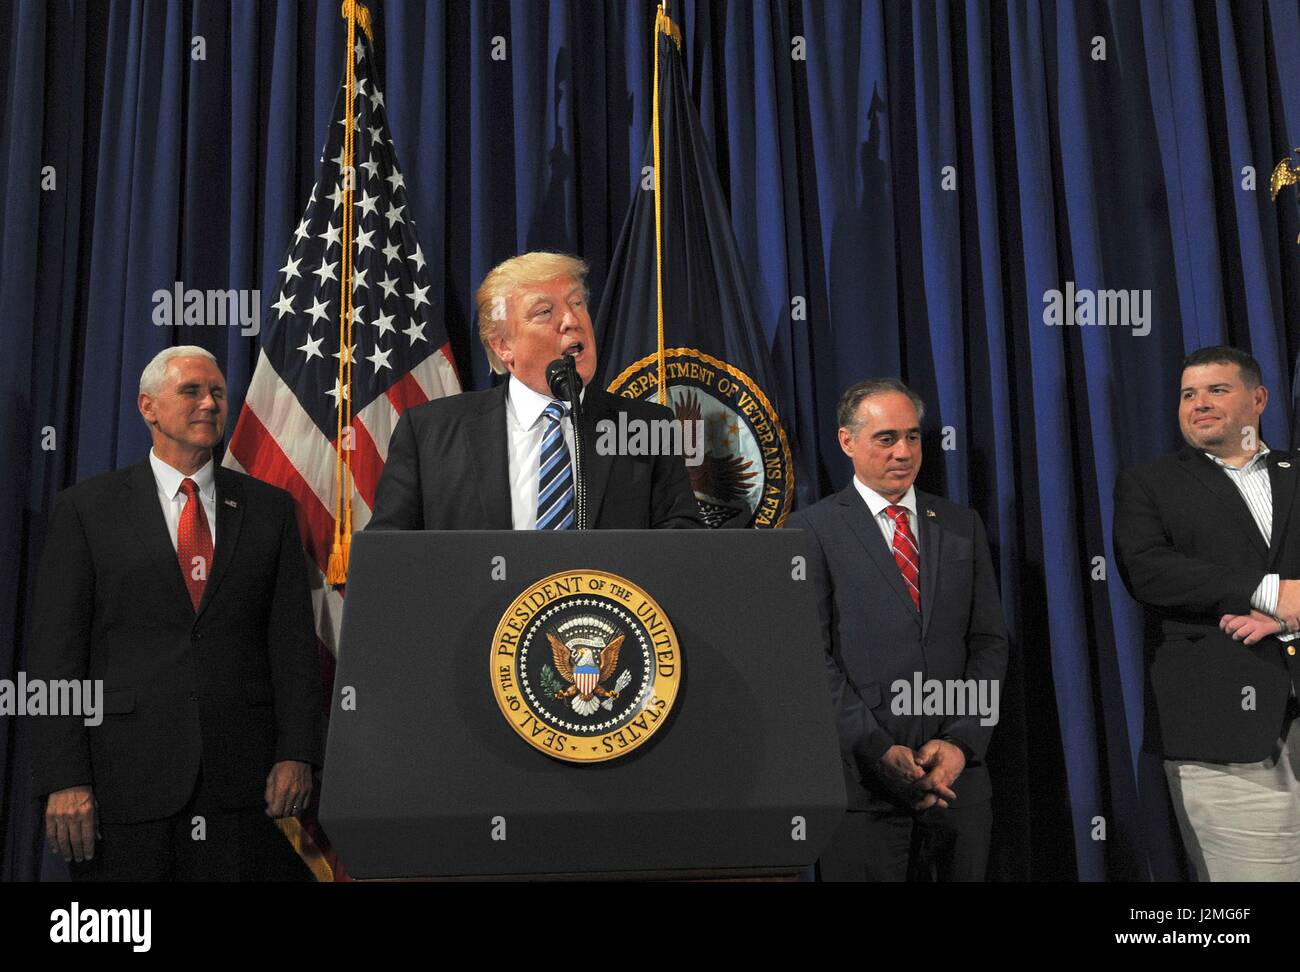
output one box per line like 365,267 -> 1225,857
490,570 -> 682,763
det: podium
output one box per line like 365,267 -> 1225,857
317,529 -> 845,878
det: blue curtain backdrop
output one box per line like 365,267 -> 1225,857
3,0 -> 1300,881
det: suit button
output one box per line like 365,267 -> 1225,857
188,692 -> 198,701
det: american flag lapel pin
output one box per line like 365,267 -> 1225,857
224,498 -> 239,508
925,508 -> 936,518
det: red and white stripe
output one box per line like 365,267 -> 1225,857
225,344 -> 460,655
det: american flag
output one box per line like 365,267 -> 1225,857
223,27 -> 460,876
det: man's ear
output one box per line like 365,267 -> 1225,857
487,332 -> 513,369
138,393 -> 155,426
838,426 -> 855,458
1255,384 -> 1269,414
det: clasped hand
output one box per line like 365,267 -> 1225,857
877,739 -> 966,811
1218,609 -> 1284,645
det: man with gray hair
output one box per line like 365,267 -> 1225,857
785,378 -> 1008,881
369,251 -> 701,530
30,346 -> 322,880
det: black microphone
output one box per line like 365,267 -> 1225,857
545,354 -> 587,529
545,354 -> 583,403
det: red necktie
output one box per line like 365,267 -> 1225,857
177,478 -> 213,611
886,504 -> 920,611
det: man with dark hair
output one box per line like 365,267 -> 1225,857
785,378 -> 1009,881
1179,345 -> 1263,388
1114,345 -> 1300,881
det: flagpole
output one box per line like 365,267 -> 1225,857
652,2 -> 667,403
327,1 -> 372,585
651,4 -> 685,404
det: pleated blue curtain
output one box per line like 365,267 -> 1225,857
4,0 -> 1300,881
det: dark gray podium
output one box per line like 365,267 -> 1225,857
317,530 -> 845,878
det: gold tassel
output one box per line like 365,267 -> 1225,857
325,535 -> 348,585
340,0 -> 373,41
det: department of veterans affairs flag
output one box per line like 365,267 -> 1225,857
596,11 -> 793,529
223,19 -> 460,877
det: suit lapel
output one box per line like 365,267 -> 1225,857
127,460 -> 193,611
468,381 -> 512,528
1268,450 -> 1297,568
916,492 -> 942,638
1178,448 -> 1269,561
837,485 -> 921,627
196,466 -> 244,621
580,389 -> 615,526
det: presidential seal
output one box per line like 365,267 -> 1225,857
490,570 -> 682,763
607,348 -> 793,528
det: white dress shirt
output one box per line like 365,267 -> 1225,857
149,449 -> 217,550
506,375 -> 582,530
851,476 -> 919,548
1204,442 -> 1298,642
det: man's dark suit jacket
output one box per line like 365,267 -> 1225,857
30,460 -> 323,824
368,382 -> 703,530
1114,446 -> 1300,762
786,485 -> 1009,809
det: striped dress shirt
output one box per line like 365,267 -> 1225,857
1204,443 -> 1299,642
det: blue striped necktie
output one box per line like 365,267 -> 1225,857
536,401 -> 575,530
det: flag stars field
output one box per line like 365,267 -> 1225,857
238,36 -> 453,432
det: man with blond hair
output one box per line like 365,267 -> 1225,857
30,346 -> 322,880
369,251 -> 701,530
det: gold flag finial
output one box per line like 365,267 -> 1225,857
656,7 -> 682,50
1271,148 -> 1300,244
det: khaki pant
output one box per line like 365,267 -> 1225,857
1165,717 -> 1300,882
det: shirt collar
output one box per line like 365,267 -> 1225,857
507,374 -> 585,430
852,476 -> 917,519
1204,441 -> 1270,472
149,449 -> 216,501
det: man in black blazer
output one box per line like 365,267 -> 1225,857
785,379 -> 1008,881
1114,346 -> 1300,881
31,347 -> 322,880
369,252 -> 701,531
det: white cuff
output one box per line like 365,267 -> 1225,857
1251,574 -> 1280,616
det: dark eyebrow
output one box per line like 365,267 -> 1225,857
874,426 -> 922,437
